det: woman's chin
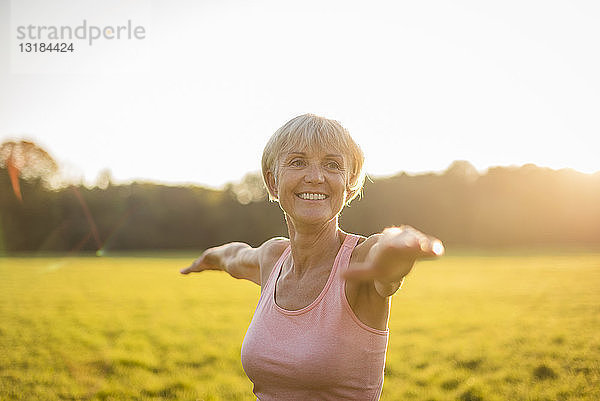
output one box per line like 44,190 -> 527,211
287,212 -> 338,227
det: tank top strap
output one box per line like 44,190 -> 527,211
332,233 -> 360,278
342,233 -> 361,250
264,245 -> 291,292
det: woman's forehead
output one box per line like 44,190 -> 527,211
281,147 -> 345,159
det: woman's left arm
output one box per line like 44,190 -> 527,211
344,226 -> 444,297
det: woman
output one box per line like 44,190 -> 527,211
180,114 -> 444,400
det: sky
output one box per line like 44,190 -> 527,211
1,0 -> 599,189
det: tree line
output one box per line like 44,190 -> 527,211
1,142 -> 599,253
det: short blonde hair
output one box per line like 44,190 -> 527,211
261,114 -> 366,204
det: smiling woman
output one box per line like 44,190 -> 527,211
261,114 -> 366,205
180,113 -> 444,401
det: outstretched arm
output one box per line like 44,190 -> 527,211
345,226 -> 444,297
180,242 -> 261,284
179,237 -> 288,286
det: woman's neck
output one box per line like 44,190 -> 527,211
285,217 -> 345,276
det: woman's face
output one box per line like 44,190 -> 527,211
274,147 -> 349,227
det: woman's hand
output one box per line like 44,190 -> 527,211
344,226 -> 444,297
180,247 -> 223,274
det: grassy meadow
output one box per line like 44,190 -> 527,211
0,251 -> 599,401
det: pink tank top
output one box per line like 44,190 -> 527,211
241,234 -> 389,401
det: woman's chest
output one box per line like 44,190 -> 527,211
275,267 -> 332,310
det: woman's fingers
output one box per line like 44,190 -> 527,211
179,263 -> 197,274
179,257 -> 206,274
179,265 -> 194,274
422,238 -> 445,257
344,235 -> 444,282
180,252 -> 223,274
382,226 -> 444,258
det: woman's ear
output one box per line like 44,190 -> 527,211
265,170 -> 278,200
345,178 -> 353,202
345,187 -> 353,205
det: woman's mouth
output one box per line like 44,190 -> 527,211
296,192 -> 328,200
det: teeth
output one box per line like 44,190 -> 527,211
298,193 -> 327,200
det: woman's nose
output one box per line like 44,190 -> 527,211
304,164 -> 325,183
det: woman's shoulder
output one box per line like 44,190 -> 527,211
258,237 -> 289,262
257,237 -> 290,286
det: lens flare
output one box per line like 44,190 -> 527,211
432,241 -> 445,256
7,151 -> 22,202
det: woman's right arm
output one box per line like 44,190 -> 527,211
179,238 -> 288,286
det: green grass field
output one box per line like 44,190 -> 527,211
1,251 -> 599,401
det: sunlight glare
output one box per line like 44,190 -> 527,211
432,241 -> 445,256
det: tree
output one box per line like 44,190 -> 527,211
0,140 -> 59,201
229,171 -> 268,205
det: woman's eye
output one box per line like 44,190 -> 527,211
290,159 -> 305,167
326,161 -> 341,169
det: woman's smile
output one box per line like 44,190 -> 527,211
296,192 -> 329,201
272,148 -> 348,227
